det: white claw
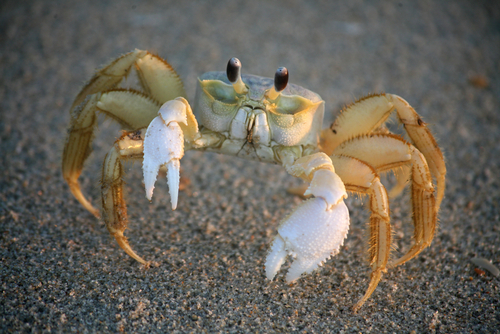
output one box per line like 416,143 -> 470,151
143,101 -> 186,209
265,197 -> 350,283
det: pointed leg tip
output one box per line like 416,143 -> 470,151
352,303 -> 362,313
68,182 -> 101,218
136,257 -> 148,265
90,207 -> 101,218
113,233 -> 147,264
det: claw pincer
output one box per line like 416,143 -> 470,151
266,197 -> 350,282
266,153 -> 350,282
143,99 -> 187,210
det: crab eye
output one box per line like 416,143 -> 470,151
274,67 -> 288,92
266,66 -> 289,100
226,57 -> 247,94
226,57 -> 241,83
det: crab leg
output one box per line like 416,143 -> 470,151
63,49 -> 185,216
388,165 -> 410,199
63,91 -> 161,216
99,97 -> 200,264
101,130 -> 146,264
330,155 -> 391,311
388,95 -> 446,208
320,93 -> 446,208
70,49 -> 148,112
63,95 -> 101,216
266,153 -> 350,283
333,134 -> 437,268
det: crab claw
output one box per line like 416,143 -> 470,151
266,197 -> 350,282
143,100 -> 187,210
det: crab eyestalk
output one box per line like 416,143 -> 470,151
226,57 -> 248,94
266,67 -> 288,100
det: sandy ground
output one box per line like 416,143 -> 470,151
1,1 -> 499,333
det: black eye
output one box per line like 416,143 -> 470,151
226,57 -> 242,83
274,67 -> 288,92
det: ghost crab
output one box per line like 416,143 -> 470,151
63,49 -> 446,311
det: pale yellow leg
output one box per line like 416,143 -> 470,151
63,49 -> 185,216
63,96 -> 100,216
387,165 -> 410,199
320,93 -> 445,208
70,49 -> 148,112
134,53 -> 186,104
321,94 -> 395,155
333,135 -> 437,267
70,49 -> 186,112
62,91 -> 161,216
388,94 -> 446,208
101,130 -> 147,264
331,155 -> 391,311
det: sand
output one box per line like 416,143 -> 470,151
1,1 -> 499,332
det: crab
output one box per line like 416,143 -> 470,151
63,49 -> 446,311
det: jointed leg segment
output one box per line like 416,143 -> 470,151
331,155 -> 391,311
320,93 -> 444,310
101,131 -> 146,264
63,50 -> 187,261
334,135 -> 437,266
63,96 -> 100,216
63,90 -> 162,216
321,93 -> 446,207
389,95 -> 446,208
